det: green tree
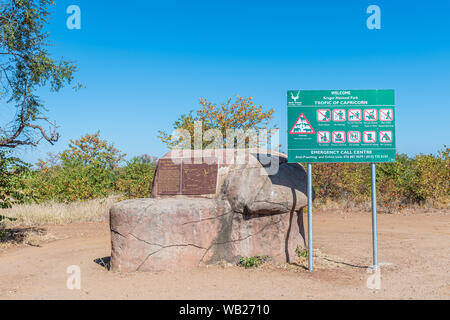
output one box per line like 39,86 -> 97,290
115,156 -> 157,199
0,150 -> 29,212
60,132 -> 126,170
0,0 -> 80,148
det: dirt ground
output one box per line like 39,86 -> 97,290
0,209 -> 449,300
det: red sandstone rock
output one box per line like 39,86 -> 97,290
110,149 -> 311,272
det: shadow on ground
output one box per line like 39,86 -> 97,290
290,258 -> 368,270
0,227 -> 47,247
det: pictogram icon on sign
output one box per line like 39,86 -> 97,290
379,131 -> 393,143
379,109 -> 394,121
333,109 -> 346,122
317,131 -> 331,143
363,131 -> 377,143
348,131 -> 361,143
289,113 -> 316,134
364,109 -> 378,121
317,109 -> 331,122
348,109 -> 362,121
332,131 -> 346,143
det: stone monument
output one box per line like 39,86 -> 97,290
110,149 -> 312,272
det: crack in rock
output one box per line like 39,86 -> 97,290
130,233 -> 206,250
180,212 -> 231,226
135,240 -> 207,272
198,213 -> 283,265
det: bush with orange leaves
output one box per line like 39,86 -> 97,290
20,132 -> 126,203
158,95 -> 276,149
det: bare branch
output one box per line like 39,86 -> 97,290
1,0 -> 77,149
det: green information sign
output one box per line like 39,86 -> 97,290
288,90 -> 396,163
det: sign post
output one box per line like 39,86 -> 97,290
287,90 -> 396,272
371,163 -> 379,270
307,163 -> 313,272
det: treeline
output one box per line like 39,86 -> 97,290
311,147 -> 449,209
0,133 -> 156,208
1,132 -> 449,210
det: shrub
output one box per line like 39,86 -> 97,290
413,147 -> 449,205
307,146 -> 449,208
239,256 -> 269,269
15,147 -> 158,204
296,246 -> 309,258
20,159 -> 116,203
19,133 -> 126,203
115,156 -> 157,199
0,150 -> 30,209
0,150 -> 25,229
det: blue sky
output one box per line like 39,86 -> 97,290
8,0 -> 450,163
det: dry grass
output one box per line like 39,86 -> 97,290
314,198 -> 450,215
1,196 -> 118,248
1,196 -> 118,228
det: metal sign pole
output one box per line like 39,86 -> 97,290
371,163 -> 379,271
307,163 -> 313,272
288,90 -> 395,273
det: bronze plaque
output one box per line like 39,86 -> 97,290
157,159 -> 181,195
155,157 -> 218,196
182,160 -> 218,195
